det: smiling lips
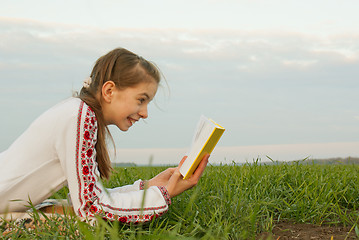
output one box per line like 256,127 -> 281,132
128,117 -> 138,127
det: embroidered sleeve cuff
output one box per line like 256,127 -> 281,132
139,180 -> 145,190
129,179 -> 144,190
157,186 -> 171,206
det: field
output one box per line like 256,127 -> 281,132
1,160 -> 359,239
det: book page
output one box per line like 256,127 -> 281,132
180,116 -> 218,177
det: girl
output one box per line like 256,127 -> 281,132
0,48 -> 209,223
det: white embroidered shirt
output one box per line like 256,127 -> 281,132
0,98 -> 171,223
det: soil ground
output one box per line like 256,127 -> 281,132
257,221 -> 358,240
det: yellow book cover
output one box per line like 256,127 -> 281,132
179,115 -> 225,179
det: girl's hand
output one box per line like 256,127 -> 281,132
165,154 -> 209,198
147,167 -> 176,188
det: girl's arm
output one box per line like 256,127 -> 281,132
105,180 -> 144,193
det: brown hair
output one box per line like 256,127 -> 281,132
79,48 -> 161,179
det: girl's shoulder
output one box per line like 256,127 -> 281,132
52,97 -> 96,122
37,97 -> 90,124
49,97 -> 83,116
22,98 -> 88,136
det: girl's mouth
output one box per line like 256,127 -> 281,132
128,117 -> 137,126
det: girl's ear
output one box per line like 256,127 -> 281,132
101,81 -> 116,103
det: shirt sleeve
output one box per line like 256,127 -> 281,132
106,179 -> 144,194
57,101 -> 171,224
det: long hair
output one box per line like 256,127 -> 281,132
78,48 -> 161,179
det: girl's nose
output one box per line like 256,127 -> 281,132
139,105 -> 148,119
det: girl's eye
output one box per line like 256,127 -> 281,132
139,98 -> 146,104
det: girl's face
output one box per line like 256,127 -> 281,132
102,80 -> 158,131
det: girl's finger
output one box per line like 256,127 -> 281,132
191,154 -> 210,179
177,156 -> 188,168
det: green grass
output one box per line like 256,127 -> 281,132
1,160 -> 358,239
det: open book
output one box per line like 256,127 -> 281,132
179,115 -> 225,179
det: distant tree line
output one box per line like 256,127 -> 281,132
305,157 -> 359,165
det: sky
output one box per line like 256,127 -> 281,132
0,0 -> 358,164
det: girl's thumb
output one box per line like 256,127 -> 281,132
167,169 -> 182,198
170,169 -> 182,183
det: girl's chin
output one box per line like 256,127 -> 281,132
116,123 -> 130,132
120,127 -> 129,132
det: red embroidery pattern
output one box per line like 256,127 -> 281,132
158,186 -> 172,206
76,102 -> 101,218
139,181 -> 145,190
75,101 -> 170,223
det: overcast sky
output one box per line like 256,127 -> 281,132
0,0 -> 358,163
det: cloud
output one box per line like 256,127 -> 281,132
1,18 -> 358,93
282,59 -> 318,68
1,17 -> 359,151
1,18 -> 358,71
